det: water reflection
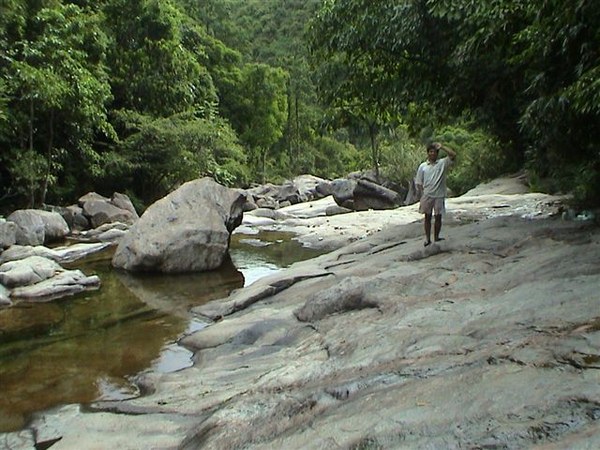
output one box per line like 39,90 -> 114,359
0,230 -> 325,433
116,256 -> 244,318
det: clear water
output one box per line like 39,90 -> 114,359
0,231 -> 324,432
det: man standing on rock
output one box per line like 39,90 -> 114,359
415,142 -> 457,246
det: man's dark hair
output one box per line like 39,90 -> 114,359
426,143 -> 439,152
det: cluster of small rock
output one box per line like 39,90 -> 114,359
242,173 -> 407,212
0,192 -> 138,307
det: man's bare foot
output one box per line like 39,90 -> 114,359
424,240 -> 431,247
434,237 -> 445,242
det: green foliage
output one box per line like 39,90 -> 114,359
0,1 -> 114,207
379,127 -> 423,188
103,0 -> 218,118
379,122 -> 509,197
2,0 -> 594,212
312,135 -> 360,179
437,124 -> 508,196
309,0 -> 600,206
111,111 -> 247,205
193,0 -> 326,181
5,148 -> 49,208
571,160 -> 600,208
235,63 -> 288,183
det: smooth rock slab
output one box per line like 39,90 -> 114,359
10,269 -> 100,301
0,243 -> 111,265
0,256 -> 61,288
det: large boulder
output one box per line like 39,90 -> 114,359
6,210 -> 45,245
112,177 -> 245,273
38,210 -> 70,242
331,178 -> 402,211
6,209 -> 69,245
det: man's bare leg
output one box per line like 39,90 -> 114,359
424,213 -> 432,246
434,214 -> 443,241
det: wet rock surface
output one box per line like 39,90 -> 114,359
5,179 -> 600,449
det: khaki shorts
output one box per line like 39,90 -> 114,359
419,196 -> 445,215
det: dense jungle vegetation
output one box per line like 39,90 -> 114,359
0,0 -> 598,213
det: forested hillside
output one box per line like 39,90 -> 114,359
0,0 -> 598,214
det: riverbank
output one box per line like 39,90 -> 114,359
4,179 -> 600,449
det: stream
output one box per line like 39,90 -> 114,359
0,230 -> 325,433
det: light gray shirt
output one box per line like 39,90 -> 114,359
416,157 -> 453,198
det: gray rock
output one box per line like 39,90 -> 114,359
82,199 -> 136,228
96,228 -> 127,242
0,243 -> 110,265
77,191 -> 139,229
330,178 -> 357,209
0,282 -> 11,306
325,204 -> 352,216
78,192 -> 109,205
5,209 -> 69,245
0,218 -> 17,248
354,178 -> 401,210
63,204 -> 90,230
0,256 -> 62,288
0,245 -> 57,264
256,196 -> 278,209
0,429 -> 35,449
249,208 -> 289,221
112,177 -> 245,273
404,177 -> 419,205
10,269 -> 100,300
111,192 -> 139,219
246,175 -> 331,210
76,222 -> 130,243
277,180 -> 307,205
331,177 -> 403,211
294,276 -> 379,322
316,180 -> 333,197
50,242 -> 111,263
7,210 -> 46,245
37,210 -> 70,242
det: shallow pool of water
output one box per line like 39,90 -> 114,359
0,231 -> 324,432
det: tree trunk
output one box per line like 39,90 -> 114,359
286,80 -> 293,170
369,122 -> 380,181
38,109 -> 54,207
294,92 -> 299,167
261,148 -> 267,184
27,98 -> 35,208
